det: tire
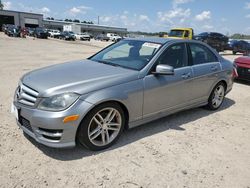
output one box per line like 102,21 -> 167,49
77,102 -> 125,151
206,82 -> 226,110
233,51 -> 237,55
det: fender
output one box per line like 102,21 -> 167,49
79,79 -> 144,123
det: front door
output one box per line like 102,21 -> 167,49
143,43 -> 194,118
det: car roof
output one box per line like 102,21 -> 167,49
124,37 -> 177,44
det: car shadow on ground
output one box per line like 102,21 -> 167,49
234,80 -> 250,86
24,98 -> 235,160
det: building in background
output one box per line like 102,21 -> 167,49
0,10 -> 43,28
0,9 -> 127,36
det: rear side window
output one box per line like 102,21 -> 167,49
189,43 -> 218,65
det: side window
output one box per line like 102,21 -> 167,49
157,43 -> 187,69
189,43 -> 218,65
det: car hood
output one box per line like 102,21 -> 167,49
235,56 -> 250,68
21,60 -> 139,97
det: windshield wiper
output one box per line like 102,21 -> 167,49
96,60 -> 119,67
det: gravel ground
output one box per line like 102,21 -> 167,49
0,33 -> 250,188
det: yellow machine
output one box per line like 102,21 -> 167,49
167,28 -> 194,40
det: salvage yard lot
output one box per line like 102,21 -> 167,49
0,32 -> 250,188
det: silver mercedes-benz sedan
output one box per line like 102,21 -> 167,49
12,38 -> 235,150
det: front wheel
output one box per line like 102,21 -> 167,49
206,82 -> 225,110
77,102 -> 125,151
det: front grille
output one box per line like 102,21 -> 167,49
237,67 -> 250,80
16,84 -> 39,106
19,116 -> 33,132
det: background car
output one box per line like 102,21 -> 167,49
107,33 -> 122,42
48,29 -> 61,38
2,24 -> 14,33
83,32 -> 94,39
59,31 -> 76,41
194,32 -> 229,52
95,34 -> 110,41
234,56 -> 250,81
27,27 -> 35,36
34,27 -> 49,39
227,40 -> 250,55
5,25 -> 20,37
75,33 -> 91,41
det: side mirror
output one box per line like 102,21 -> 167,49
153,64 -> 174,75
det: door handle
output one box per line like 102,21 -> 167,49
182,73 -> 191,79
211,66 -> 218,71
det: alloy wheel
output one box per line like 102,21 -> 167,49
212,85 -> 225,108
88,107 -> 122,147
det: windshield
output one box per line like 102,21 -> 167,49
90,40 -> 162,70
168,30 -> 184,37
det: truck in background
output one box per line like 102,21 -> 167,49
167,28 -> 194,40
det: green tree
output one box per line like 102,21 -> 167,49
0,0 -> 4,10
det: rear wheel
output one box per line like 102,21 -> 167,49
206,82 -> 225,110
77,102 -> 125,151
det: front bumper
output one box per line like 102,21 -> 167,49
13,99 -> 93,148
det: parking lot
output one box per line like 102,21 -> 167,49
0,32 -> 250,188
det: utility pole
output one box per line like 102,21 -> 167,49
98,16 -> 99,25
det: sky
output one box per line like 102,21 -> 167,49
2,0 -> 250,35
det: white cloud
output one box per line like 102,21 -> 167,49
3,1 -> 12,10
68,5 -> 92,15
246,14 -> 250,18
172,0 -> 193,8
69,7 -> 81,14
139,15 -> 150,22
41,7 -> 50,13
157,8 -> 191,24
245,2 -> 250,9
195,11 -> 211,21
99,16 -> 113,23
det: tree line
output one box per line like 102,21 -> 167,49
46,17 -> 94,24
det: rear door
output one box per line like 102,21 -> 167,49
187,42 -> 221,101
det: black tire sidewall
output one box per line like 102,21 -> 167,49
207,82 -> 225,110
77,102 -> 125,151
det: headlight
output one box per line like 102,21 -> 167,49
38,93 -> 79,111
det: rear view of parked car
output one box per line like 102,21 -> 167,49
59,31 -> 76,41
234,56 -> 250,81
12,38 -> 234,151
95,34 -> 110,41
228,40 -> 250,55
194,32 -> 229,52
34,27 -> 49,39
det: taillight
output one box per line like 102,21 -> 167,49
232,62 -> 238,78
